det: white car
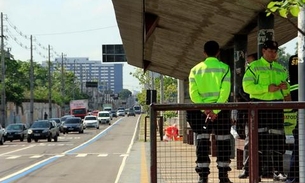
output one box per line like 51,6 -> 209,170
97,111 -> 111,125
117,110 -> 125,116
83,115 -> 99,129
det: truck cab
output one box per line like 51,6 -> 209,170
71,108 -> 87,119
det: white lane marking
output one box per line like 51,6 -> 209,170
30,155 -> 43,158
97,154 -> 108,157
75,154 -> 87,157
0,145 -> 35,157
6,156 -> 20,159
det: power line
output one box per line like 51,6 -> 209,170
32,25 -> 117,36
4,15 -> 61,59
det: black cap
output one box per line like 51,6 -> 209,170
262,40 -> 278,50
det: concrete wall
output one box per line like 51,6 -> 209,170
5,101 -> 61,127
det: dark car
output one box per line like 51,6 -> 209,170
111,110 -> 118,118
4,123 -> 28,142
127,108 -> 136,117
27,120 -> 58,143
60,115 -> 74,132
0,124 -> 5,145
62,117 -> 84,134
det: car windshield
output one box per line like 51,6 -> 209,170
31,121 -> 49,128
65,119 -> 81,124
85,116 -> 96,120
6,124 -> 22,130
61,116 -> 73,122
51,118 -> 61,124
72,109 -> 86,114
99,113 -> 109,117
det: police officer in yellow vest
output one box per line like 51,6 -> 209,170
242,40 -> 290,181
187,40 -> 232,183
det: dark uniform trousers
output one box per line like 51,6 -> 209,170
257,109 -> 286,175
187,110 -> 232,180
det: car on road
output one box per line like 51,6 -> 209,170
62,117 -> 84,134
60,115 -> 74,132
111,110 -> 118,118
127,108 -> 136,117
0,124 -> 5,145
27,120 -> 58,143
83,115 -> 99,129
4,123 -> 28,142
97,111 -> 111,125
49,118 -> 62,135
117,109 -> 125,117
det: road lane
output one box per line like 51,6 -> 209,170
0,116 -> 140,183
0,121 -> 112,180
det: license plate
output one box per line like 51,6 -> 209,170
69,128 -> 74,130
7,135 -> 13,138
34,134 -> 40,136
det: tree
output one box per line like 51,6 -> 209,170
277,47 -> 292,69
119,89 -> 132,100
266,0 -> 305,35
130,68 -> 178,115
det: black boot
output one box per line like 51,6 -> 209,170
198,176 -> 208,183
219,167 -> 233,183
238,168 -> 249,178
196,167 -> 209,183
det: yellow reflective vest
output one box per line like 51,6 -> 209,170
242,57 -> 290,100
188,57 -> 231,114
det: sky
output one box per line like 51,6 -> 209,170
1,0 -> 141,92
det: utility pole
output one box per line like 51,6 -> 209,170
1,13 -> 6,127
48,45 -> 52,118
73,59 -> 76,100
61,53 -> 65,115
30,35 -> 34,124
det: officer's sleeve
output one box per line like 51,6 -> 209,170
217,67 -> 231,103
189,69 -> 202,103
282,69 -> 290,97
242,66 -> 269,95
214,67 -> 231,114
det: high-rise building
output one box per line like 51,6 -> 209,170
42,57 -> 123,94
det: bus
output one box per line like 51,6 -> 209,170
134,106 -> 141,114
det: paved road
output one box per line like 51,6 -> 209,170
0,115 -> 141,183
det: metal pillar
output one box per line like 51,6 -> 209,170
298,6 -> 305,182
233,35 -> 247,102
257,12 -> 274,58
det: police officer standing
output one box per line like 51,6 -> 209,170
242,40 -> 290,181
187,40 -> 232,183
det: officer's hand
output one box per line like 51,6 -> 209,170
268,84 -> 280,92
209,111 -> 218,122
278,81 -> 288,90
204,110 -> 211,116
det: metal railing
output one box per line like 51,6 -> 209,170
149,101 -> 305,183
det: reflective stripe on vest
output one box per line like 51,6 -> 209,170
197,162 -> 210,168
197,133 -> 210,139
215,134 -> 231,141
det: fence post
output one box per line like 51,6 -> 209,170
150,105 -> 157,183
